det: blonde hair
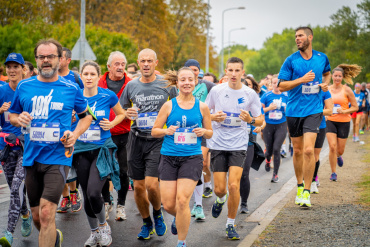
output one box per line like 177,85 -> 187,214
333,64 -> 362,85
164,67 -> 195,87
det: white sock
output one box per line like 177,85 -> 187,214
205,181 -> 212,189
226,218 -> 235,227
177,240 -> 186,246
194,183 -> 203,206
217,195 -> 227,203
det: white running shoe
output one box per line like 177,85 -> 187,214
295,186 -> 304,205
115,205 -> 127,221
99,224 -> 112,247
84,231 -> 100,247
104,202 -> 113,220
310,181 -> 319,194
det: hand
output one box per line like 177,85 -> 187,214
337,108 -> 344,114
300,70 -> 315,84
165,125 -> 178,135
269,103 -> 277,111
212,111 -> 227,122
71,110 -> 76,123
318,83 -> 328,92
193,128 -> 206,137
0,101 -> 11,114
60,130 -> 76,148
239,109 -> 252,123
253,127 -> 263,133
99,118 -> 113,131
126,107 -> 139,120
17,111 -> 32,127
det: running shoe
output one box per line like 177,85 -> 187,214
300,190 -> 311,208
211,194 -> 228,218
359,129 -> 364,135
355,136 -> 360,142
203,187 -> 213,198
115,205 -> 127,221
240,203 -> 249,214
171,218 -> 177,235
154,212 -> 167,236
55,229 -> 63,247
99,224 -> 112,247
226,224 -> 240,240
315,176 -> 320,187
84,230 -> 100,247
57,197 -> 71,213
21,209 -> 33,237
265,159 -> 271,172
337,156 -> 343,167
330,172 -> 337,181
310,181 -> 319,194
271,174 -> 279,183
70,192 -> 82,212
352,135 -> 356,142
194,205 -> 206,220
176,241 -> 187,247
104,202 -> 113,220
295,186 -> 304,205
280,149 -> 287,158
0,230 -> 13,247
130,178 -> 134,190
190,202 -> 196,217
137,223 -> 154,240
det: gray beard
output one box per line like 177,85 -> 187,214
39,67 -> 58,79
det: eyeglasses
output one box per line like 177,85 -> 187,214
35,54 -> 60,61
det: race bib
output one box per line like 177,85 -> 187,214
174,128 -> 197,145
30,122 -> 60,144
221,112 -> 242,128
78,126 -> 101,142
333,104 -> 341,114
302,81 -> 320,94
247,124 -> 251,134
269,110 -> 283,120
4,111 -> 10,123
136,112 -> 158,130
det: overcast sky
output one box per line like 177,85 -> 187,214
208,0 -> 363,52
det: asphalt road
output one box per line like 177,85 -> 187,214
0,135 -> 329,247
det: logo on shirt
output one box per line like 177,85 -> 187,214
90,102 -> 97,115
225,94 -> 229,98
30,89 -> 54,119
238,97 -> 245,104
95,110 -> 105,117
50,102 -> 64,110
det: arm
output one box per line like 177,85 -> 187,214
342,87 -> 358,114
9,112 -> 32,128
151,101 -> 178,138
262,103 -> 277,113
193,102 -> 213,139
99,103 -> 126,131
0,102 -> 11,114
323,98 -> 333,116
278,70 -> 316,92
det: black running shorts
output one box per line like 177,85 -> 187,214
287,113 -> 323,138
158,154 -> 203,181
326,120 -> 350,139
314,128 -> 326,149
210,150 -> 247,172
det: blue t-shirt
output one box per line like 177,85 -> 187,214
260,91 -> 288,125
0,84 -> 22,149
0,81 -> 6,86
76,87 -> 118,145
193,79 -> 215,102
63,70 -> 84,89
353,91 -> 366,112
278,50 -> 331,117
259,85 -> 267,98
9,76 -> 88,167
319,91 -> 331,129
161,98 -> 202,156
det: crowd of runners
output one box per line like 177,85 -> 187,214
0,26 -> 368,247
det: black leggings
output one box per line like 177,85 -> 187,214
75,148 -> 107,218
262,122 -> 287,175
240,144 -> 254,205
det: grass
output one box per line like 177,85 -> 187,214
356,133 -> 370,207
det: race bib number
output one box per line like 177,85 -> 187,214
4,111 -> 10,123
221,112 -> 242,128
333,104 -> 341,114
30,122 -> 60,144
269,110 -> 283,120
136,112 -> 158,130
78,126 -> 101,142
174,128 -> 197,145
302,81 -> 320,94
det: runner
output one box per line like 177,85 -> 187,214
261,76 -> 288,182
73,61 -> 125,247
151,67 -> 212,247
278,26 -> 331,208
206,57 -> 263,240
326,64 -> 360,181
352,83 -> 366,142
98,51 -> 132,221
119,48 -> 177,240
359,82 -> 369,134
8,39 -> 93,246
0,53 -> 33,247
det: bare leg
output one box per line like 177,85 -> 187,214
227,166 -> 243,219
291,136 -> 304,184
38,198 -> 58,247
302,132 -> 317,191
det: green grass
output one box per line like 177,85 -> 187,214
356,134 -> 370,207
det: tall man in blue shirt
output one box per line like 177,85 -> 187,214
278,27 -> 331,208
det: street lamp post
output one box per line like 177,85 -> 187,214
228,27 -> 246,57
221,6 -> 245,74
205,0 -> 210,73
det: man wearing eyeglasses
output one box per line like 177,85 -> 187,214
98,51 -> 132,222
8,39 -> 93,247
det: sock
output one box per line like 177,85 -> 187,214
70,189 -> 77,194
63,196 -> 70,201
205,182 -> 212,189
194,183 -> 203,206
143,216 -> 153,226
226,218 -> 235,227
282,144 -> 286,152
303,189 -> 310,194
217,195 -> 227,203
297,183 -> 304,187
153,208 -> 162,217
177,240 -> 186,246
313,160 -> 320,182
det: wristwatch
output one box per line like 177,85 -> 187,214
249,118 -> 255,125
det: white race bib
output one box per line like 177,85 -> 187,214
30,122 -> 60,144
302,81 -> 320,94
78,126 -> 101,142
333,104 -> 341,114
174,128 -> 197,145
4,111 -> 10,123
136,112 -> 158,130
269,110 -> 283,120
221,112 -> 242,128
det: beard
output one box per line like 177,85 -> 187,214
298,39 -> 310,51
39,62 -> 59,79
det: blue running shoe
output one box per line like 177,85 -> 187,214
0,231 -> 13,247
137,223 -> 154,240
177,241 -> 187,247
194,205 -> 205,220
211,195 -> 228,218
330,172 -> 337,181
226,224 -> 240,240
154,212 -> 167,236
171,218 -> 177,235
190,202 -> 196,217
21,209 -> 33,237
337,156 -> 343,167
55,229 -> 63,247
